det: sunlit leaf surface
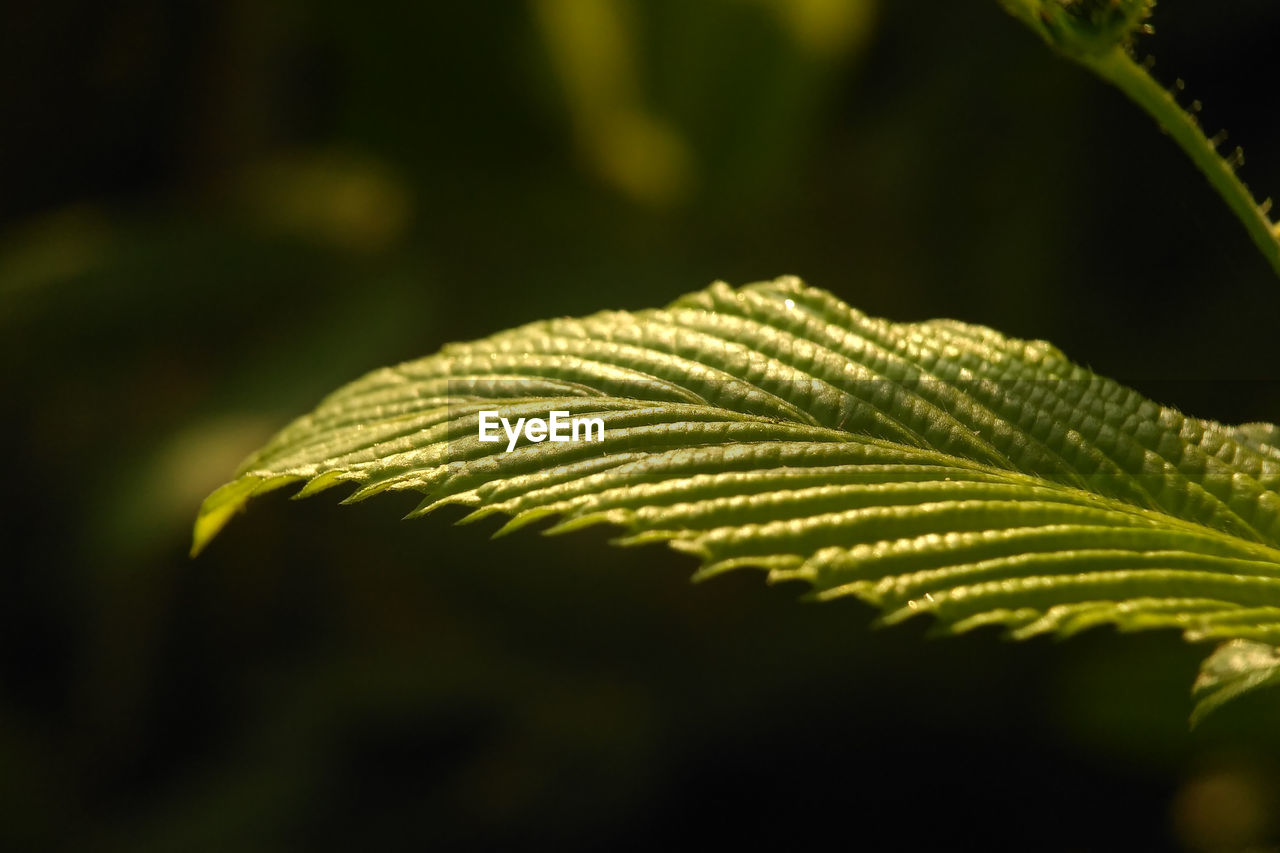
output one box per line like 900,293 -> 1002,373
195,277 -> 1280,720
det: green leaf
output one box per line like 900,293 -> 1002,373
1193,640 -> 1280,728
194,277 -> 1280,720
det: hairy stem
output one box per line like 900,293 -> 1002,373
1081,48 -> 1280,279
1000,0 -> 1280,279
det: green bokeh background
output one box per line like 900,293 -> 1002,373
4,1 -> 1280,849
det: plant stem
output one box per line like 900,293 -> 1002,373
998,0 -> 1280,279
1081,48 -> 1280,279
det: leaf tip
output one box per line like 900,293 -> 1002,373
190,476 -> 264,557
190,474 -> 304,557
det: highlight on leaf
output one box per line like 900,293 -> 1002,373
194,276 -> 1280,723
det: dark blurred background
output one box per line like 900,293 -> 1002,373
4,0 -> 1280,849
